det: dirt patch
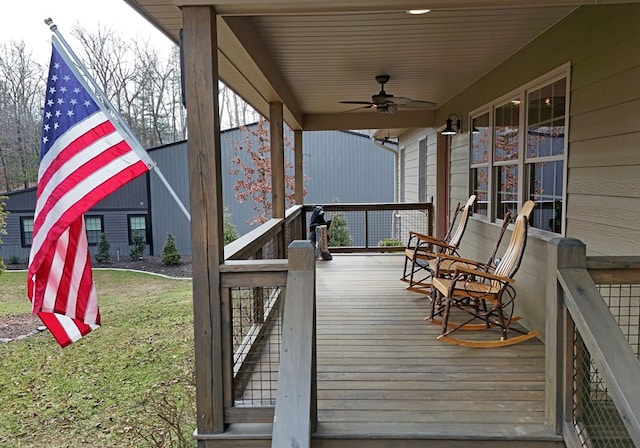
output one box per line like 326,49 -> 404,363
1,255 -> 193,342
0,313 -> 43,342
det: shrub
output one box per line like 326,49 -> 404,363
129,231 -> 146,261
327,211 -> 351,247
223,207 -> 239,245
162,233 -> 182,266
7,254 -> 20,264
378,238 -> 403,247
95,233 -> 111,263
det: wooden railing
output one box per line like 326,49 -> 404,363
303,202 -> 432,252
546,239 -> 640,447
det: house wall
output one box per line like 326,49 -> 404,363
1,175 -> 150,263
401,4 -> 640,339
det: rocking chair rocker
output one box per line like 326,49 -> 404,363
428,200 -> 540,348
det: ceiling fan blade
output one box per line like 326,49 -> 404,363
340,100 -> 375,105
387,96 -> 412,106
344,104 -> 374,112
397,99 -> 437,109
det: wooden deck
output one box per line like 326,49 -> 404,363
312,253 -> 561,446
206,253 -> 563,447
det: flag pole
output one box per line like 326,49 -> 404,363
44,18 -> 191,223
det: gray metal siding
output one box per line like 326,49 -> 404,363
302,130 -> 394,205
148,141 -> 191,257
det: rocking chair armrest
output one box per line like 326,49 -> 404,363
453,266 -> 514,284
432,253 -> 489,269
408,231 -> 442,243
417,239 -> 457,253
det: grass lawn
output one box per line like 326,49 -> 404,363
0,270 -> 196,448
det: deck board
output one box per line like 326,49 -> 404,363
314,253 -> 552,440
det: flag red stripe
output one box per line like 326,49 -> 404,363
36,120 -> 117,201
37,312 -> 93,348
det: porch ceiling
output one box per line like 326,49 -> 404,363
124,0 -> 629,136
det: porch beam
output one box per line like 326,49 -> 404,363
182,5 -> 226,434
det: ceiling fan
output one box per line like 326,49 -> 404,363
340,75 -> 436,114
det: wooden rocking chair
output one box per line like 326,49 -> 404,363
401,195 -> 476,295
428,200 -> 540,348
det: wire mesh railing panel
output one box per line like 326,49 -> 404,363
392,209 -> 431,246
571,321 -> 635,448
305,207 -> 431,250
231,286 -> 282,406
597,283 -> 640,358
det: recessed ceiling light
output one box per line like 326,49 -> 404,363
407,9 -> 431,15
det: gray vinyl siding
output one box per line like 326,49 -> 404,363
415,3 -> 640,339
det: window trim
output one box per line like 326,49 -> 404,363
469,62 -> 570,237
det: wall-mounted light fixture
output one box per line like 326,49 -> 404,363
441,113 -> 461,135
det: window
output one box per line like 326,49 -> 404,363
128,214 -> 148,244
469,65 -> 569,235
525,79 -> 566,233
84,216 -> 104,245
20,217 -> 34,247
470,112 -> 490,216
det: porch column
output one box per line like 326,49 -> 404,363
270,102 -> 285,219
294,129 -> 304,205
182,6 -> 226,434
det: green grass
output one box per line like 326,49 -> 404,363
0,270 -> 196,448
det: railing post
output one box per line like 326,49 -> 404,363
272,240 -> 317,447
545,238 -> 586,434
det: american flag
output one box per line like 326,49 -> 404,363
28,39 -> 150,347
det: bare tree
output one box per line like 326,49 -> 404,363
228,118 -> 299,226
0,26 -> 260,191
0,41 -> 43,191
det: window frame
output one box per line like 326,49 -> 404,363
468,63 -> 570,237
20,216 -> 35,248
128,214 -> 149,245
84,215 -> 104,246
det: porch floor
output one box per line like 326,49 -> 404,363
208,253 -> 563,446
312,253 -> 558,444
